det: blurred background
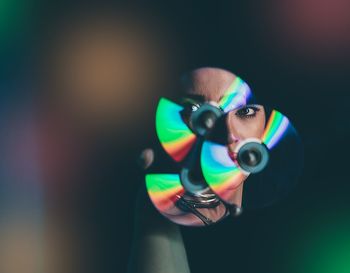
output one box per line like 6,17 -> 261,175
0,0 -> 350,272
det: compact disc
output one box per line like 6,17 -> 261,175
242,109 -> 303,209
156,98 -> 197,162
201,106 -> 303,208
146,72 -> 303,226
145,172 -> 229,226
155,76 -> 255,163
144,145 -> 229,227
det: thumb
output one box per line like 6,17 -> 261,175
138,148 -> 155,170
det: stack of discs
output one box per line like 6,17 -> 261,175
145,75 -> 303,226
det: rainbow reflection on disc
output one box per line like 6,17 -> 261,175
200,107 -> 302,208
146,173 -> 225,226
156,98 -> 196,162
201,141 -> 247,204
261,110 -> 290,149
146,174 -> 184,212
219,77 -> 253,113
242,108 -> 302,209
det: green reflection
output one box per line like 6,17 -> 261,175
0,0 -> 29,37
288,211 -> 350,273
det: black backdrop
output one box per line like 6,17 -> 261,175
112,2 -> 350,272
2,1 -> 350,272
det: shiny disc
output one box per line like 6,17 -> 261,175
148,74 -> 303,225
201,141 -> 247,204
261,109 -> 290,149
201,106 -> 303,208
146,174 -> 185,212
146,173 -> 228,226
219,76 -> 254,113
242,107 -> 303,209
156,98 -> 196,162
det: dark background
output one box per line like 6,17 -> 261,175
1,1 -> 350,272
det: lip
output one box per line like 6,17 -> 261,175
227,144 -> 238,161
228,133 -> 239,144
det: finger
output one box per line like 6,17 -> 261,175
138,148 -> 154,170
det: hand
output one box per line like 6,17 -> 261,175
128,149 -> 191,273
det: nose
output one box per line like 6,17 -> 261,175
226,113 -> 241,154
227,131 -> 239,144
206,113 -> 239,145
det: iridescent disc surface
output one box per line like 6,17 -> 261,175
146,173 -> 228,226
242,107 -> 303,209
201,106 -> 303,208
219,76 -> 254,113
156,98 -> 196,162
201,141 -> 247,204
146,174 -> 185,212
149,75 -> 302,225
261,110 -> 290,149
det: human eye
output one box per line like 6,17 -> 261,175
235,105 -> 260,119
180,99 -> 201,124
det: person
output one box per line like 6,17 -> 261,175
128,67 -> 267,272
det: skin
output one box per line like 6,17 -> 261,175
167,68 -> 266,221
128,67 -> 266,273
183,67 -> 266,203
128,186 -> 191,273
227,105 -> 266,154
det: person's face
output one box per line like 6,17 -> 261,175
181,69 -> 266,151
181,71 -> 267,209
149,69 -> 270,225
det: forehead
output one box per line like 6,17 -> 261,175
180,68 -> 254,112
181,68 -> 237,102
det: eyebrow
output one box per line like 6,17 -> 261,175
186,94 -> 206,101
181,94 -> 206,104
235,103 -> 261,109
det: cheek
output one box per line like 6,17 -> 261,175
229,113 -> 266,139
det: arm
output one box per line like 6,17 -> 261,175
127,150 -> 191,273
